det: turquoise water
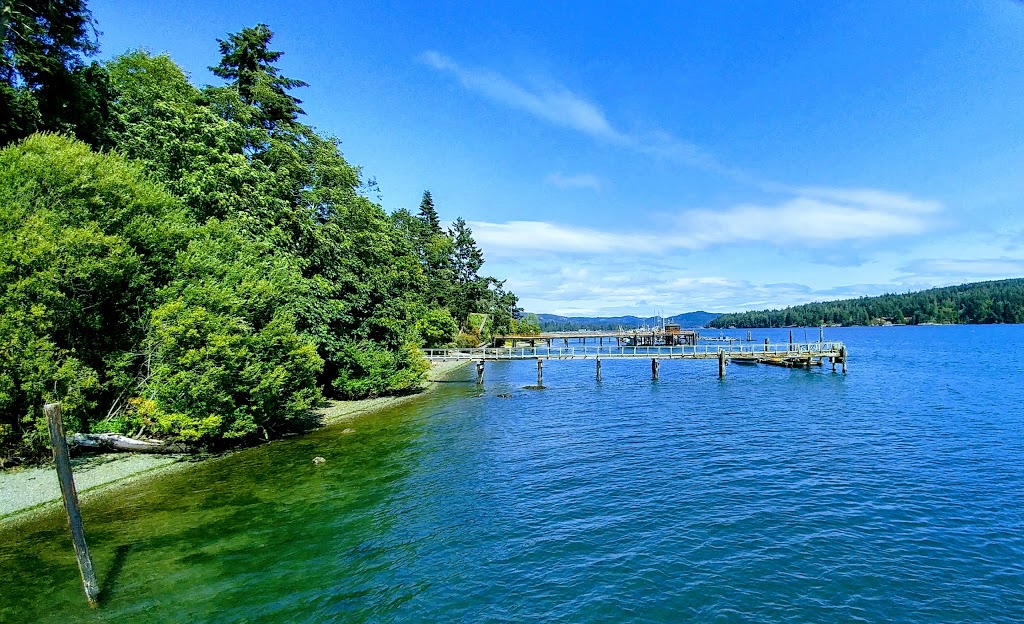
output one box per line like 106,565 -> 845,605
2,325 -> 1024,622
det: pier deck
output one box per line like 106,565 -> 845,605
424,341 -> 844,362
425,340 -> 848,382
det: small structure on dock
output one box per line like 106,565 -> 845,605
496,328 -> 698,348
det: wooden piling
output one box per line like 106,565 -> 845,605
718,350 -> 726,378
45,403 -> 99,607
764,337 -> 769,352
651,358 -> 660,380
476,361 -> 485,385
840,346 -> 848,373
789,330 -> 793,350
537,358 -> 544,387
596,358 -> 602,381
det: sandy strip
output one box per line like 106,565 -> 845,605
0,359 -> 469,527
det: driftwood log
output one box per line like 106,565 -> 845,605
68,433 -> 182,454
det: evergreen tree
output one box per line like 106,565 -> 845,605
448,217 -> 488,324
418,190 -> 441,232
0,0 -> 116,147
209,23 -> 307,131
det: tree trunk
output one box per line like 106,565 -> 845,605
69,433 -> 182,454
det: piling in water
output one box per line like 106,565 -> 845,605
45,403 -> 99,607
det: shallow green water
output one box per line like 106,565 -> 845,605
2,326 -> 1024,622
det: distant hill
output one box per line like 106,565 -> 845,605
536,311 -> 720,331
706,278 -> 1024,328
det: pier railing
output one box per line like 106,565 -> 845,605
423,341 -> 845,361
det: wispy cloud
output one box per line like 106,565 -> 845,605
470,187 -> 941,256
547,172 -> 602,191
421,51 -> 626,142
420,50 -> 721,171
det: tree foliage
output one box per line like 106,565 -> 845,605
0,14 -> 518,464
0,0 -> 115,147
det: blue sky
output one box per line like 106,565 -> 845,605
90,1 -> 1024,315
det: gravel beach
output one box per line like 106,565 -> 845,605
0,359 -> 468,527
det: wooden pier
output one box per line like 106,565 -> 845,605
424,341 -> 848,383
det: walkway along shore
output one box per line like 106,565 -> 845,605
0,359 -> 469,528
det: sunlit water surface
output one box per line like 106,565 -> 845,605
2,326 -> 1024,622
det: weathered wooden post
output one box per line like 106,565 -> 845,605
841,346 -> 848,373
718,350 -> 726,378
596,358 -> 602,381
789,329 -> 793,351
45,403 -> 99,607
476,360 -> 485,385
537,358 -> 544,387
819,326 -> 824,343
764,337 -> 769,353
651,358 -> 660,380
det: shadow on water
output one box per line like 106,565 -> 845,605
97,543 -> 132,604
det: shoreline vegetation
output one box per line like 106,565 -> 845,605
1,9 -> 524,468
0,360 -> 468,528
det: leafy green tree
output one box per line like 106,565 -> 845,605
416,308 -> 458,348
94,201 -> 323,445
0,134 -> 188,462
107,50 -> 279,224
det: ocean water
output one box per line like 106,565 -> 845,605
1,325 -> 1023,623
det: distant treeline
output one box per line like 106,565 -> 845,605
707,279 -> 1024,328
0,3 -> 522,464
538,311 -> 720,332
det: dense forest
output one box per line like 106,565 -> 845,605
0,1 -> 527,465
707,279 -> 1024,328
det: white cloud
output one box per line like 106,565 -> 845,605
470,187 -> 942,256
547,172 -> 602,190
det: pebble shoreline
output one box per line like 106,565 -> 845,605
0,359 -> 468,527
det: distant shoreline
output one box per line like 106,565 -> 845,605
0,359 -> 469,528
